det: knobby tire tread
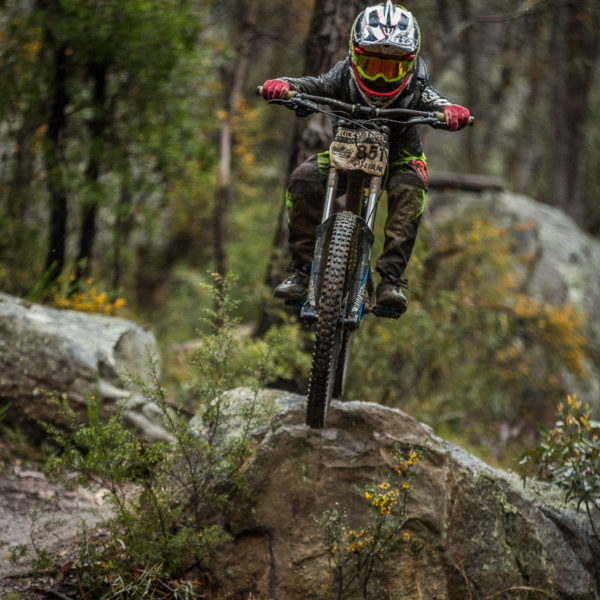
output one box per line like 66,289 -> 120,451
307,211 -> 357,428
332,217 -> 360,398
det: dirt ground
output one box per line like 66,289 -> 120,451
0,445 -> 111,599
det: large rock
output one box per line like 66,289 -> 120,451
426,189 -> 600,405
213,388 -> 599,599
0,293 -> 168,441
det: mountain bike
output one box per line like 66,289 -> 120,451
260,88 -> 473,428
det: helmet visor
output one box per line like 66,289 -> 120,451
352,49 -> 416,83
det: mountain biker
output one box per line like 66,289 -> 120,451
260,0 -> 470,313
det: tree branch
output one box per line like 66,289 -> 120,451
447,0 -> 569,41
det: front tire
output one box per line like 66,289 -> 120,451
306,211 -> 358,428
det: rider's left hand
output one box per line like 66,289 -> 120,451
443,104 -> 470,131
261,79 -> 290,101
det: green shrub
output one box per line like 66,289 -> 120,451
161,275 -> 311,403
520,394 -> 600,542
44,273 -> 286,598
346,213 -> 588,463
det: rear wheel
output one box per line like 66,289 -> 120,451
306,211 -> 358,428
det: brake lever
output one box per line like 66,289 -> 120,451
401,117 -> 441,127
268,98 -> 290,106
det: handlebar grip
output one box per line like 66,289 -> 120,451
256,86 -> 297,100
434,112 -> 475,127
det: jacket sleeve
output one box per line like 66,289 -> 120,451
280,60 -> 348,97
411,59 -> 452,111
416,85 -> 452,111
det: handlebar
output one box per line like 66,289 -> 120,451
256,86 -> 475,127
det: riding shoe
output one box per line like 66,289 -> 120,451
376,278 -> 408,313
274,267 -> 309,301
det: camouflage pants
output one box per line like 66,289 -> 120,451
286,150 -> 428,281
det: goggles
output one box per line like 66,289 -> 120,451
352,47 -> 416,83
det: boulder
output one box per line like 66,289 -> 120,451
0,293 -> 168,441
213,388 -> 599,599
426,189 -> 600,406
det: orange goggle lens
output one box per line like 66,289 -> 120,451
353,52 -> 415,83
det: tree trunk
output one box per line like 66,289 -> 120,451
6,119 -> 36,274
547,1 -> 599,224
112,182 -> 135,292
41,41 -> 70,291
507,15 -> 546,194
457,0 -> 479,171
428,0 -> 454,76
214,118 -> 232,281
75,62 -> 108,285
213,0 -> 260,283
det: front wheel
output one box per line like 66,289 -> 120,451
306,211 -> 358,428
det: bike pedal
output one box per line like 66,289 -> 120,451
301,307 -> 319,323
372,304 -> 401,319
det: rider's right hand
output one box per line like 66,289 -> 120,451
443,104 -> 471,130
261,79 -> 290,100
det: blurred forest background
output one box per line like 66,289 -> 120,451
1,0 -> 599,465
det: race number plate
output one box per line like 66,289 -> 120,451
329,127 -> 389,176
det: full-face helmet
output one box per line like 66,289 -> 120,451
350,1 -> 420,105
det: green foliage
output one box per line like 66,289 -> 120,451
520,394 -> 600,542
346,212 -> 588,462
0,0 -> 309,322
43,274 -> 281,598
160,273 -> 311,400
0,0 -> 217,300
319,446 -> 422,599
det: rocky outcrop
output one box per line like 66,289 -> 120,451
426,189 -> 600,406
0,293 -> 168,441
213,388 -> 599,599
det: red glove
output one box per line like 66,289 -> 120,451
443,104 -> 470,131
261,79 -> 290,101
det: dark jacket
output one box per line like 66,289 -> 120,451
282,56 -> 451,161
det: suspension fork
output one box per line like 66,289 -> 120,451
345,174 -> 381,325
321,168 -> 339,223
364,174 -> 382,231
302,168 -> 340,322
